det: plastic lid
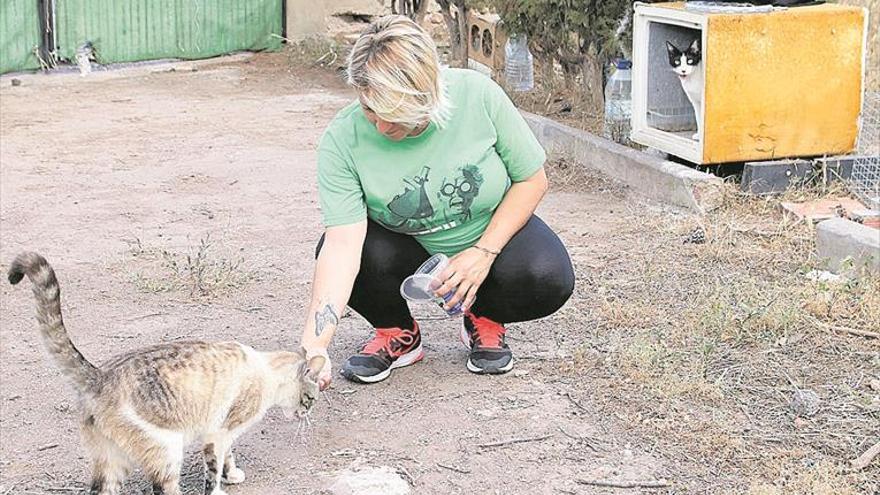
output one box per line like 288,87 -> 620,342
400,274 -> 439,302
614,59 -> 632,70
400,253 -> 448,302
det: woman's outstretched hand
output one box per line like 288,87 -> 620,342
433,247 -> 496,311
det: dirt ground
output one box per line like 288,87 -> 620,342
0,52 -> 877,495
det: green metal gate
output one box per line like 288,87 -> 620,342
0,0 -> 43,73
54,0 -> 282,64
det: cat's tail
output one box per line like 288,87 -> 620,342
8,252 -> 101,393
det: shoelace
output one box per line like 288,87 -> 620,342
467,313 -> 505,349
362,326 -> 417,357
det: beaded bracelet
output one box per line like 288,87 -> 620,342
472,244 -> 500,256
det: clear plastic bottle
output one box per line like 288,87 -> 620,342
603,58 -> 633,144
503,34 -> 534,92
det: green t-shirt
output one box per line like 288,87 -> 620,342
316,68 -> 546,255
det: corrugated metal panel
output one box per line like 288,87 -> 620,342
54,0 -> 282,64
0,0 -> 43,74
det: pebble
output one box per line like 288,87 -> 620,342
790,389 -> 820,417
328,466 -> 410,495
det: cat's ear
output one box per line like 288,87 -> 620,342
689,38 -> 700,54
304,355 -> 326,381
295,359 -> 308,379
666,40 -> 678,55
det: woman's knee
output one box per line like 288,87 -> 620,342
519,255 -> 575,312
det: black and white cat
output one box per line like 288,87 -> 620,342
666,39 -> 703,140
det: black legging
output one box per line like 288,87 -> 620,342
315,215 -> 575,329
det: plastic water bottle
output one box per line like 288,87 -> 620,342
603,58 -> 633,144
504,34 -> 534,92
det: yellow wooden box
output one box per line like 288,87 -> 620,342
631,2 -> 869,164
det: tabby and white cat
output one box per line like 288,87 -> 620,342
7,252 -> 324,495
666,39 -> 703,140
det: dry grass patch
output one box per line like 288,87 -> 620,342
507,59 -> 605,135
748,460 -> 862,495
121,234 -> 259,299
558,178 -> 878,492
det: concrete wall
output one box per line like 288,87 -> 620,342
286,0 -> 327,38
333,0 -> 386,15
287,0 -> 388,39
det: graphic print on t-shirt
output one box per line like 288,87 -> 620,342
380,165 -> 435,231
438,165 -> 484,222
378,164 -> 487,236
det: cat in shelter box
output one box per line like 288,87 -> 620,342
666,38 -> 703,140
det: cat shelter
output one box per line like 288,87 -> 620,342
630,2 -> 869,165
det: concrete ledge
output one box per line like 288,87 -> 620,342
816,218 -> 880,274
522,111 -> 723,211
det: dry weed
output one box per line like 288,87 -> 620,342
284,37 -> 349,73
122,234 -> 258,298
545,156 -> 630,195
748,460 -> 860,495
506,58 -> 604,135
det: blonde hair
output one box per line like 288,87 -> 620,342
347,15 -> 450,128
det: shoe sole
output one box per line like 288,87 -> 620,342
466,357 -> 514,374
344,344 -> 424,384
460,327 -> 514,374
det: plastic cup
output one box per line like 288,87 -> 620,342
400,253 -> 467,316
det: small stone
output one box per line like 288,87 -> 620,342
793,417 -> 808,429
513,369 -> 530,378
790,389 -> 820,417
869,378 -> 880,392
805,270 -> 844,284
10,78 -> 21,86
328,466 -> 410,495
683,226 -> 706,244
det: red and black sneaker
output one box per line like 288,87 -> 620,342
341,322 -> 423,384
460,312 -> 513,374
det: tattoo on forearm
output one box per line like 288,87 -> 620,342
314,303 -> 339,337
